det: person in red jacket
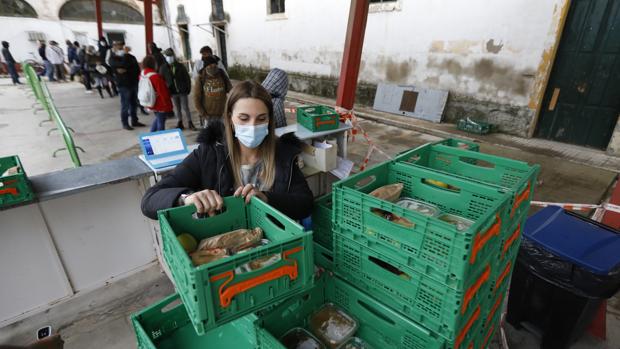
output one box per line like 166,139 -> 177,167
141,55 -> 173,132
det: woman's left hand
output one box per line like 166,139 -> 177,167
234,184 -> 268,204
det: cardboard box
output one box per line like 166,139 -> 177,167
301,140 -> 337,172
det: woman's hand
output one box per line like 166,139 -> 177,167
183,189 -> 224,216
234,184 -> 268,204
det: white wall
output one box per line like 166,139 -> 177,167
165,0 -> 220,63
0,16 -> 171,63
220,0 -> 565,107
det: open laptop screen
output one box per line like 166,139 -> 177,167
141,131 -> 185,157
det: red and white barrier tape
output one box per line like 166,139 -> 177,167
530,201 -> 620,214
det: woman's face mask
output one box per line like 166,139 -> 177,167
233,123 -> 269,149
165,56 -> 174,64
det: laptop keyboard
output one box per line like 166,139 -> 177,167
150,153 -> 188,166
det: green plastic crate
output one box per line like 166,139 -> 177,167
296,105 -> 340,132
496,210 -> 527,265
333,233 -> 491,342
456,119 -> 494,135
332,161 -> 511,289
0,155 -> 34,208
158,196 -> 314,335
312,194 -> 333,250
313,242 -> 334,272
434,138 -> 480,152
131,293 -> 257,349
395,143 -> 539,239
255,273 -> 447,349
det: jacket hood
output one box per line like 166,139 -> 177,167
261,68 -> 289,98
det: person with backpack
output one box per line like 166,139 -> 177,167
139,55 -> 173,132
109,41 -> 146,130
160,48 -> 195,130
192,55 -> 232,127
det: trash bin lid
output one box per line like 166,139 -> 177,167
523,206 -> 620,275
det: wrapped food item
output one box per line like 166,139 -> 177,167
197,228 -> 263,252
1,166 -> 19,177
190,248 -> 228,266
396,198 -> 440,217
438,213 -> 474,232
371,208 -> 414,228
309,303 -> 358,349
235,253 -> 281,274
280,327 -> 325,349
338,337 -> 373,349
368,183 -> 403,202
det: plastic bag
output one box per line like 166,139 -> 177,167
190,248 -> 228,266
197,228 -> 263,253
369,183 -> 403,202
518,238 -> 620,299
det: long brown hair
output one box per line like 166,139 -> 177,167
223,80 -> 277,190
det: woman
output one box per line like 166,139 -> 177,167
141,55 -> 173,132
141,80 -> 313,221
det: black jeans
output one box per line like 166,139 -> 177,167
118,86 -> 139,126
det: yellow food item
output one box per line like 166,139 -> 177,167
369,183 -> 404,202
424,179 -> 449,188
177,233 -> 198,253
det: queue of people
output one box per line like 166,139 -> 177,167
1,38 -> 290,133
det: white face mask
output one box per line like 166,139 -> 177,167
116,50 -> 125,57
165,56 -> 174,64
234,123 -> 269,149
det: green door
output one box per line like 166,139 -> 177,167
536,0 -> 620,149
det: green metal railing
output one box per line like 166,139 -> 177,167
23,63 -> 84,167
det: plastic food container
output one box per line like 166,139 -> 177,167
396,197 -> 441,217
280,327 -> 326,349
309,303 -> 358,349
437,213 -> 474,232
337,337 -> 373,349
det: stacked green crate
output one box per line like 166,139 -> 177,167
394,140 -> 538,346
0,155 -> 35,208
330,160 -> 511,345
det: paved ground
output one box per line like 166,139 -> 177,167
1,77 -> 619,348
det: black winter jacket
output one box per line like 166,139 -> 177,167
141,123 -> 314,220
159,62 -> 191,95
109,53 -> 140,87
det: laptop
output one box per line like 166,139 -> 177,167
138,129 -> 190,169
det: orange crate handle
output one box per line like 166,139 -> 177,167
486,292 -> 505,327
511,183 -> 531,217
470,214 -> 501,264
494,261 -> 512,294
455,306 -> 480,349
481,324 -> 495,349
0,188 -> 18,197
210,246 -> 303,308
502,224 -> 521,259
461,265 -> 490,314
315,119 -> 337,127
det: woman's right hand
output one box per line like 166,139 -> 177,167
183,189 -> 223,216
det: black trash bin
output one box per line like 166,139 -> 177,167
506,206 -> 620,349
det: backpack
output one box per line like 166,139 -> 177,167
138,72 -> 157,108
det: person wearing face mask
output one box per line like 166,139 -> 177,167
192,55 -> 232,127
141,80 -> 313,221
192,45 -> 228,79
160,48 -> 195,130
141,55 -> 174,132
109,41 -> 145,130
